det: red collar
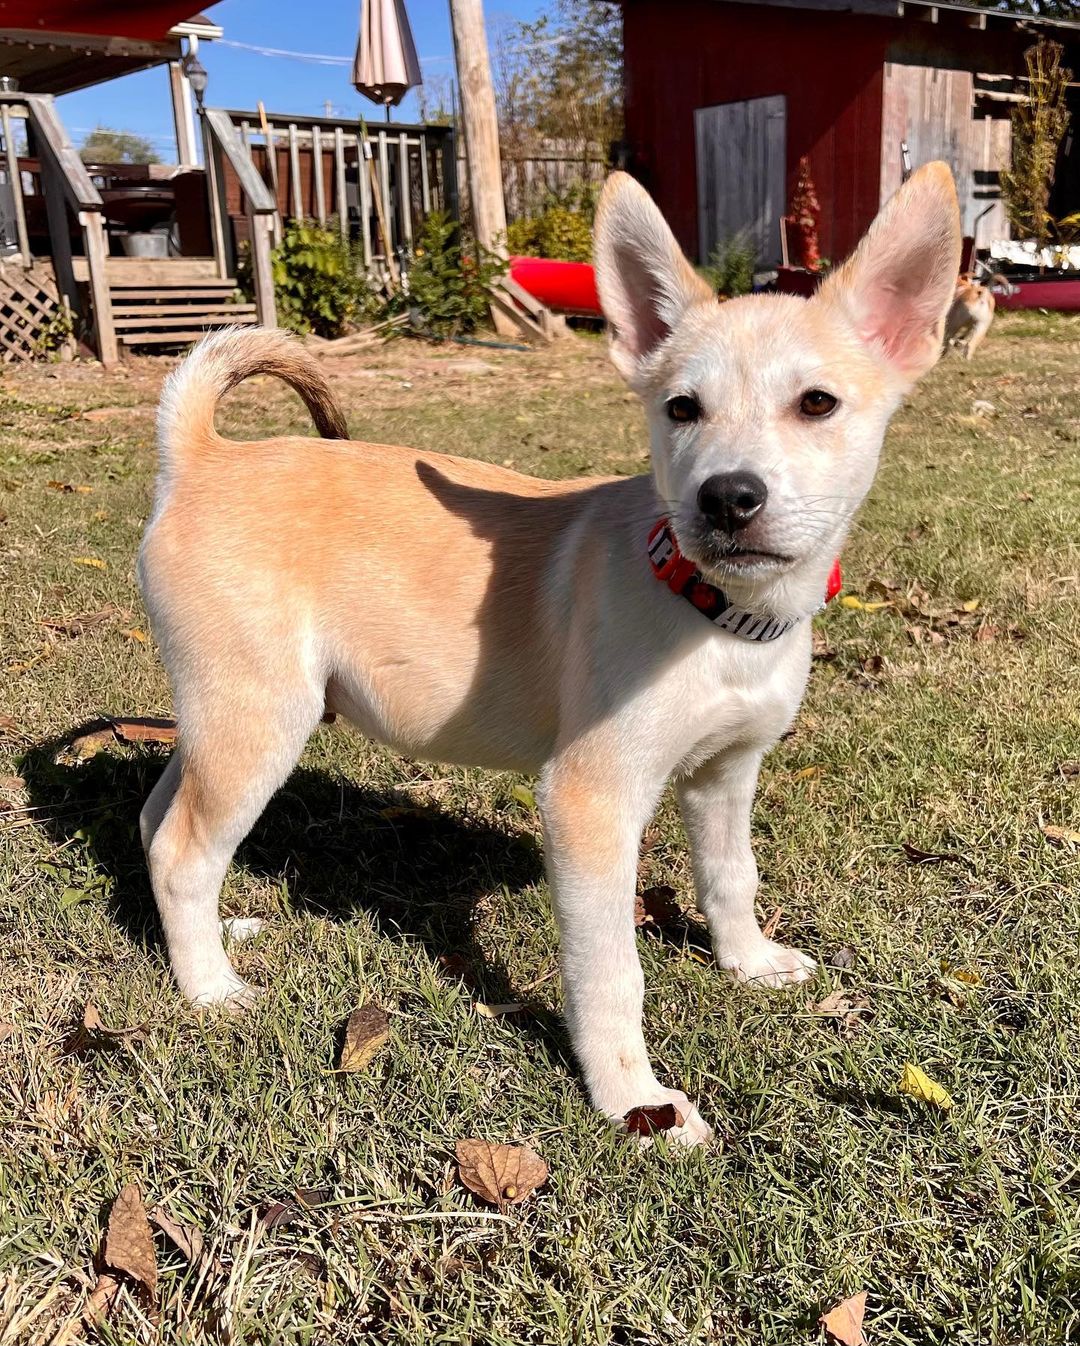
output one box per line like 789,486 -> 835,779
647,519 -> 842,641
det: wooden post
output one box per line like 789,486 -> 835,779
449,0 -> 521,336
448,0 -> 507,256
80,209 -> 118,367
250,212 -> 277,327
0,104 -> 31,262
168,61 -> 198,167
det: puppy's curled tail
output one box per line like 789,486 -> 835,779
156,326 -> 348,473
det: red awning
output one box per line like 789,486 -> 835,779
0,1 -> 217,41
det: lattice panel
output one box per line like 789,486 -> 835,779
0,263 -> 65,363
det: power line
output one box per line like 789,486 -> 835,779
216,37 -> 453,66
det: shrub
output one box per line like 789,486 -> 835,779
506,183 -> 597,262
394,211 -> 507,336
268,220 -> 374,338
700,234 -> 757,298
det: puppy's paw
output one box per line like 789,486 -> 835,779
603,1087 -> 714,1148
716,938 -> 816,989
188,971 -> 264,1013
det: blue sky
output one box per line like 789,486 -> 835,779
57,0 -> 543,160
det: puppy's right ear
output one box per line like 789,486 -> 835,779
593,172 -> 715,380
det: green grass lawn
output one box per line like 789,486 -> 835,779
2,315 -> 1079,1345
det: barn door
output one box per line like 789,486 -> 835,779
695,96 -> 786,269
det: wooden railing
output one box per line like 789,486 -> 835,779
202,108 -> 277,326
0,92 -> 117,365
212,108 -> 458,277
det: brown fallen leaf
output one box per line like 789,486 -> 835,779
455,1139 -> 548,1207
69,716 -> 178,759
820,1291 -> 867,1346
149,1206 -> 205,1267
474,1001 -> 525,1018
902,841 -> 957,865
47,479 -> 94,493
1061,761 -> 1080,778
83,1271 -> 124,1329
103,1184 -> 158,1309
1042,823 -> 1080,847
337,1004 -> 390,1072
812,989 -> 872,1033
634,885 -> 681,928
257,1187 -> 333,1235
42,607 -> 126,638
761,906 -> 784,940
623,1103 -> 684,1137
0,714 -> 18,738
0,1023 -> 15,1044
111,717 -> 178,745
81,1002 -> 148,1048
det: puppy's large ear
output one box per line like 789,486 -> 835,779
817,161 -> 962,384
594,172 -> 715,379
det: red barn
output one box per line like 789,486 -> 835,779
618,0 -> 1080,267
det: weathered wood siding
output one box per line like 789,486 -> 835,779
880,62 -> 1011,244
695,96 -> 786,267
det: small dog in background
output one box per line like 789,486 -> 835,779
945,273 -> 996,359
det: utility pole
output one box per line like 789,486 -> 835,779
448,0 -> 507,257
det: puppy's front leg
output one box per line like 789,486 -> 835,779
541,760 -> 713,1145
677,748 -> 815,987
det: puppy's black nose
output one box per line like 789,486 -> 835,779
697,471 -> 768,533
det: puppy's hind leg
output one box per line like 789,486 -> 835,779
142,682 -> 323,1008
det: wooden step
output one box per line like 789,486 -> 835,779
111,302 -> 256,318
113,308 -> 257,330
107,286 -> 240,301
74,257 -> 219,285
119,323 -> 258,346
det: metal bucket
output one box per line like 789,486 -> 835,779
120,231 -> 170,258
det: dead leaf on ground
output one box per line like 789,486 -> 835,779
623,1103 -> 684,1137
72,556 -> 106,570
257,1187 -> 333,1235
1060,761 -> 1080,778
1042,823 -> 1080,847
46,479 -> 94,493
820,1291 -> 868,1345
68,716 -> 178,759
634,884 -> 682,927
902,841 -> 959,865
812,989 -> 872,1033
761,906 -> 783,939
898,1061 -> 954,1110
455,1139 -> 548,1208
827,946 -> 856,970
79,1002 -> 148,1050
83,1271 -> 124,1330
148,1205 -> 214,1272
337,1004 -> 390,1072
41,607 -> 128,639
0,1023 -> 15,1044
0,713 -> 18,738
474,1001 -> 525,1018
438,952 -> 479,989
940,960 -> 981,986
99,1183 -> 158,1312
811,630 -> 836,661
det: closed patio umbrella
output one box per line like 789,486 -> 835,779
352,0 -> 422,110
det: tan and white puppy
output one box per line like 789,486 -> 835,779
945,274 -> 995,360
138,163 -> 960,1145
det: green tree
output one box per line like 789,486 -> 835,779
79,126 -> 160,165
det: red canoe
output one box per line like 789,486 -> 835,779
509,256 -> 602,316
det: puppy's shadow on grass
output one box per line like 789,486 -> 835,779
22,731 -> 564,1053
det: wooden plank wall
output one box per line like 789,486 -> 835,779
695,96 -> 786,267
880,62 -> 1011,245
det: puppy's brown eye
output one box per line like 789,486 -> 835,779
666,395 -> 701,423
800,389 -> 838,418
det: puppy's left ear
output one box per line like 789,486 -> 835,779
594,171 -> 715,380
817,161 -> 962,384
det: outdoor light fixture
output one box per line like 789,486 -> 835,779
183,53 -> 208,108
